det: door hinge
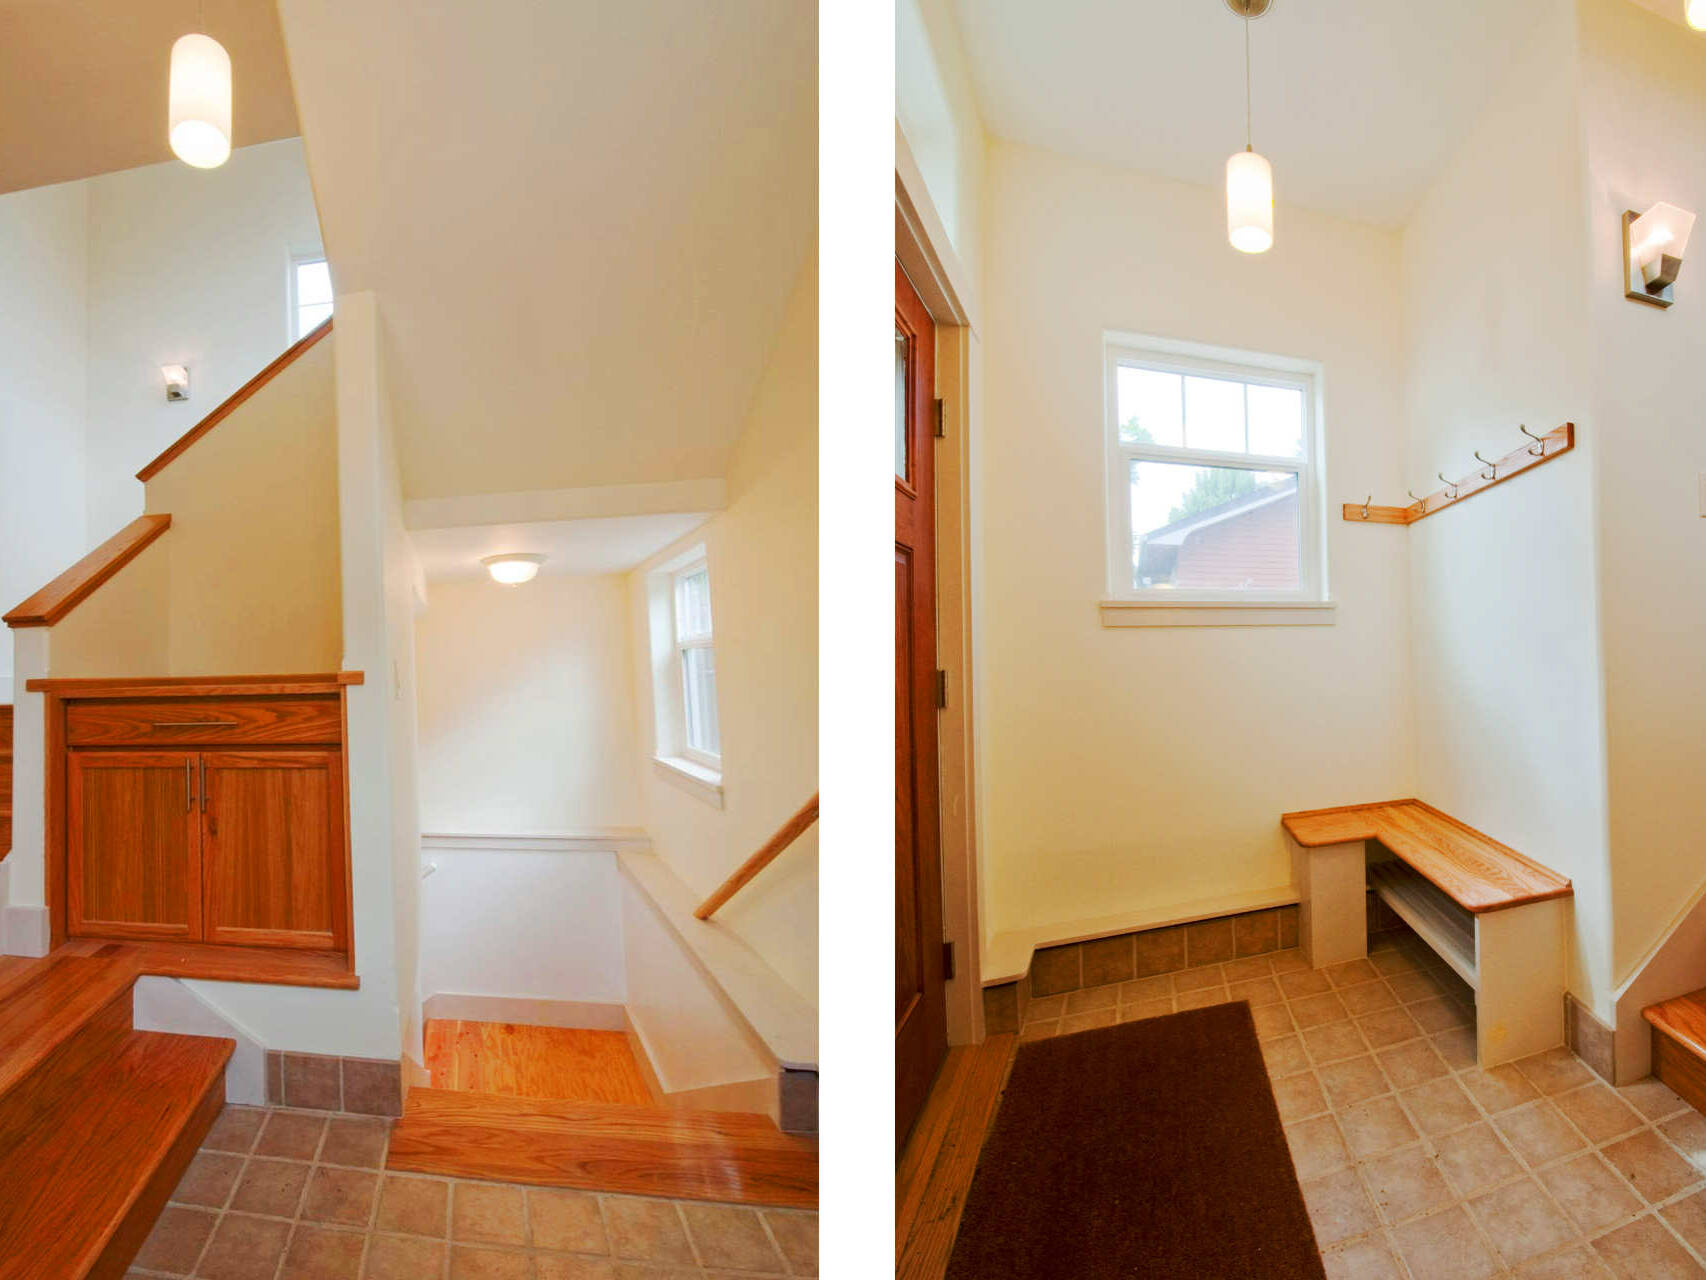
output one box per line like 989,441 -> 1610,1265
934,669 -> 947,709
942,940 -> 956,981
933,397 -> 946,439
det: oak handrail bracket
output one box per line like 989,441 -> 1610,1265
4,515 -> 173,628
135,317 -> 333,482
1342,422 -> 1575,526
694,793 -> 820,921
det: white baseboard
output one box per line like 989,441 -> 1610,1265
421,831 -> 653,855
1,905 -> 49,957
422,993 -> 629,1031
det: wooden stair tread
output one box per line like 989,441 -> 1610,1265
1282,798 -> 1572,914
0,1029 -> 232,1279
57,938 -> 359,990
1643,988 -> 1706,1052
0,952 -> 139,1100
389,1087 -> 817,1209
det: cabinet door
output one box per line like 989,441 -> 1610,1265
201,750 -> 345,950
68,751 -> 200,940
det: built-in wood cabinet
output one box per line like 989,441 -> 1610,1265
43,678 -> 356,959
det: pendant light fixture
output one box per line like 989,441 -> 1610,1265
1225,0 -> 1274,254
169,1 -> 232,169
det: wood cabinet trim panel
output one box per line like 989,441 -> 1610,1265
29,671 -> 364,697
66,698 -> 343,747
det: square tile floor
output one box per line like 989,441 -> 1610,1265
127,1105 -> 818,1279
1019,928 -> 1706,1278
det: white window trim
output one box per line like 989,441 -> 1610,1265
288,248 -> 332,341
1102,332 -> 1332,624
671,557 -> 721,771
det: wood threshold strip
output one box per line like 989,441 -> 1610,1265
1342,422 -> 1575,525
694,792 -> 819,920
135,317 -> 334,482
3,515 -> 172,629
26,671 -> 364,697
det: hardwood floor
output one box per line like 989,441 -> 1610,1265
387,1086 -> 818,1208
896,1034 -> 1015,1280
424,1019 -> 651,1105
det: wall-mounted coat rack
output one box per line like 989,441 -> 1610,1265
1343,422 -> 1575,526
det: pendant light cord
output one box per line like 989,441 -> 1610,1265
1244,10 -> 1253,151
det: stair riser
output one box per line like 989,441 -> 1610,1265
88,1063 -> 226,1280
1654,1027 -> 1706,1117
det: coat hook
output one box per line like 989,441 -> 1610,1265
1361,494 -> 1372,520
1408,488 -> 1425,511
1519,424 -> 1545,456
1438,472 -> 1459,499
1475,450 -> 1497,481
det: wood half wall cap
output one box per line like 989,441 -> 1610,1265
4,514 -> 172,629
135,317 -> 334,483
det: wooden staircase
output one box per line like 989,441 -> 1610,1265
0,948 -> 233,1278
388,1086 -> 818,1209
1646,990 -> 1706,1115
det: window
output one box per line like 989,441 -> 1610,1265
1104,335 -> 1324,605
672,560 -> 721,767
291,255 -> 334,339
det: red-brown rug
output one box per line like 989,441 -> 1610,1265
945,1002 -> 1325,1279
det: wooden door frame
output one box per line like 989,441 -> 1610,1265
897,127 -> 986,1045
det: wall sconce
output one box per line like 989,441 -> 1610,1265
161,364 -> 190,401
481,553 -> 545,585
1624,203 -> 1696,308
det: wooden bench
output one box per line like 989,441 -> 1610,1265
1282,799 -> 1573,1068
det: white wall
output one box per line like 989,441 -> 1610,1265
976,140 -> 1415,939
414,575 -> 640,834
628,253 -> 818,1007
82,138 -> 322,540
421,849 -> 624,1006
1578,0 -> 1706,989
0,181 -> 90,702
896,0 -> 986,289
1399,5 -> 1615,1015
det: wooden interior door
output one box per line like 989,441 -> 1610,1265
896,261 -> 947,1149
201,750 -> 344,950
67,751 -> 200,940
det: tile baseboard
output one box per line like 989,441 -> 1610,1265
266,1050 -> 403,1116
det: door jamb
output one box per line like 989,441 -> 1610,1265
897,124 -> 986,1045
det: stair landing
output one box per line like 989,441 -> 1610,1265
387,1086 -> 818,1209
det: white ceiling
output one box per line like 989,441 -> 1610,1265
952,0 -> 1557,228
0,0 -> 300,195
277,0 -> 816,502
410,513 -> 712,584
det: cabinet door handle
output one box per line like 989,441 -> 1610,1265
200,758 -> 208,814
186,759 -> 195,812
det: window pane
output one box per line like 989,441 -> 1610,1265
296,259 -> 332,306
1129,460 -> 1299,591
1116,366 -> 1183,447
1247,384 -> 1304,458
896,328 -> 909,479
1183,375 -> 1246,452
683,646 -> 720,756
676,567 -> 713,640
297,302 -> 333,335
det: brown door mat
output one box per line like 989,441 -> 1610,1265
945,1002 -> 1325,1279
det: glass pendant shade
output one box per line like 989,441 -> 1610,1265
1226,149 -> 1274,253
169,34 -> 232,169
1689,0 -> 1706,30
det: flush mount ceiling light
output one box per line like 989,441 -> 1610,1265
1225,0 -> 1274,254
1624,202 -> 1696,308
168,4 -> 232,170
481,553 -> 546,585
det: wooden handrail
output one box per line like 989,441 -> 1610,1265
694,793 -> 819,921
4,515 -> 172,629
135,317 -> 334,482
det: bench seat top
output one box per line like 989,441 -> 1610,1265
1281,798 -> 1572,915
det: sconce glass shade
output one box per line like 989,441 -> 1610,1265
482,553 -> 545,585
1630,202 -> 1695,288
1689,0 -> 1706,30
161,364 -> 190,402
1227,149 -> 1274,254
169,34 -> 232,169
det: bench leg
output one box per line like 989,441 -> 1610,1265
1474,900 -> 1567,1068
1289,835 -> 1367,969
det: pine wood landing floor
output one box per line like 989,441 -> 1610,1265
900,928 -> 1706,1280
423,1020 -> 652,1107
130,1104 -> 818,1278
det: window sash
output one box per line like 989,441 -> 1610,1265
1104,340 -> 1324,603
